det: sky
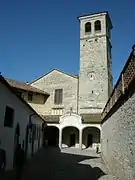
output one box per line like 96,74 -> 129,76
0,0 -> 135,85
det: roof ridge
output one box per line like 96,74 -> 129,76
30,68 -> 78,84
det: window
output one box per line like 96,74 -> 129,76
85,22 -> 91,33
54,89 -> 63,104
28,93 -> 33,101
16,91 -> 22,97
94,20 -> 101,31
4,106 -> 14,127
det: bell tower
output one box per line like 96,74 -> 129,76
78,11 -> 113,115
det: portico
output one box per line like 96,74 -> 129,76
44,113 -> 101,150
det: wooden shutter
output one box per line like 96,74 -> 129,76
54,89 -> 63,104
59,89 -> 63,104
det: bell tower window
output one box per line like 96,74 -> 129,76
94,20 -> 101,31
85,22 -> 91,33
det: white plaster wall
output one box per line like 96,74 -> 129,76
60,113 -> 82,130
102,92 -> 135,180
26,116 -> 43,159
47,114 -> 101,132
0,82 -> 43,170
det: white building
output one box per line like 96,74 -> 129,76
0,75 -> 45,170
5,11 -> 113,151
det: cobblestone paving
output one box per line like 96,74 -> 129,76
2,147 -> 117,180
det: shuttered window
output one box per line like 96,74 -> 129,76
4,106 -> 14,127
54,89 -> 63,104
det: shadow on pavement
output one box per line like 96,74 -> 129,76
2,147 -> 106,180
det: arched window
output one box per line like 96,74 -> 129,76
85,22 -> 91,33
95,20 -> 101,31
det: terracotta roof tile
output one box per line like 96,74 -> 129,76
41,115 -> 60,123
0,75 -> 46,123
5,78 -> 49,95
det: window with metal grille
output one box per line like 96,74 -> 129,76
4,106 -> 14,127
54,89 -> 63,104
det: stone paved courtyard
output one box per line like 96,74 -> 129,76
2,147 -> 116,180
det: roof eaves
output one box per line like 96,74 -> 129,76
5,78 -> 49,96
77,11 -> 113,29
77,11 -> 108,19
0,75 -> 46,123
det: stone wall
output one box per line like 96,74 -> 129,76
101,90 -> 135,180
79,12 -> 113,115
30,69 -> 78,116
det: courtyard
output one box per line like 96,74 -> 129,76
2,147 -> 115,180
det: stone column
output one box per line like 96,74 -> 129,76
79,130 -> 82,151
59,129 -> 62,149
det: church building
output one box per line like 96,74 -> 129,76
6,11 -> 113,150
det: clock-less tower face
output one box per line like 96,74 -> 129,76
78,12 -> 113,114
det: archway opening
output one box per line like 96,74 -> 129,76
82,127 -> 100,149
44,126 -> 59,147
62,127 -> 79,148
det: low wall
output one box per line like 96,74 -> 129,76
101,90 -> 135,180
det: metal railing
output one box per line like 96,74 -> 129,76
101,45 -> 135,120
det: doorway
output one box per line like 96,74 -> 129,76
87,134 -> 93,147
44,126 -> 59,147
70,134 -> 76,147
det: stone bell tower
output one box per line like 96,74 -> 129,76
78,11 -> 113,115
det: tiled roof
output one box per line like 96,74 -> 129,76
81,113 -> 101,123
0,75 -> 45,123
42,113 -> 102,124
5,78 -> 49,95
41,115 -> 60,123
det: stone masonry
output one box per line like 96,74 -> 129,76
30,12 -> 113,119
101,92 -> 135,180
30,69 -> 78,115
78,12 -> 113,115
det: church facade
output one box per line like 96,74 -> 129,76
7,11 -> 113,150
